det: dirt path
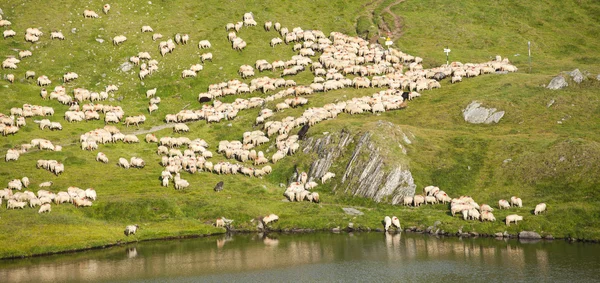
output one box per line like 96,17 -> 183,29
380,0 -> 405,41
127,123 -> 175,135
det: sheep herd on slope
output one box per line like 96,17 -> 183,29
1,4 -> 536,232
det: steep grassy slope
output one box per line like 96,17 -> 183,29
0,0 -> 599,258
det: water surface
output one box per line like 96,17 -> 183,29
1,232 -> 599,282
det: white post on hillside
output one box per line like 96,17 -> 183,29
385,37 -> 393,50
444,47 -> 451,66
528,41 -> 531,73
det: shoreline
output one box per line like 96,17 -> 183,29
2,226 -> 597,261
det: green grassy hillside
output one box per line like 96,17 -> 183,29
0,0 -> 599,258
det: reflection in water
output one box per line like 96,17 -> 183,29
0,233 -> 598,283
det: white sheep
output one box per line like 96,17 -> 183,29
21,177 -> 30,188
383,216 -> 392,231
3,30 -> 16,38
534,203 -> 547,215
103,4 -> 110,14
510,196 -> 523,207
173,123 -> 189,133
118,157 -> 130,169
198,40 -> 211,49
96,152 -> 109,163
85,188 -> 97,200
124,224 -> 139,236
113,35 -> 127,45
481,211 -> 496,222
39,181 -> 53,188
152,33 -> 163,41
38,203 -> 51,213
50,31 -> 65,40
391,216 -> 401,230
141,25 -> 153,32
83,10 -> 99,18
201,53 -> 213,63
498,199 -> 510,209
505,214 -> 523,226
6,74 -> 14,83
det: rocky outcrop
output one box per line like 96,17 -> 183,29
518,231 -> 541,239
547,76 -> 568,90
569,69 -> 585,83
302,128 -> 415,205
462,101 -> 505,124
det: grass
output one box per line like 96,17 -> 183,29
1,0 -> 600,258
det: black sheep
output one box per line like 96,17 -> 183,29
214,181 -> 224,192
298,124 -> 310,140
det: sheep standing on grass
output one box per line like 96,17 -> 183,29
124,224 -> 139,236
103,4 -> 110,14
113,35 -> 127,45
510,196 -> 523,207
505,214 -> 523,226
534,203 -> 547,215
38,203 -> 51,213
83,10 -> 99,18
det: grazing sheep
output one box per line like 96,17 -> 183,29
201,53 -> 213,63
141,25 -> 153,32
403,196 -> 413,206
480,204 -> 494,212
505,214 -> 523,226
96,152 -> 109,163
50,31 -> 65,40
198,40 -> 211,49
38,203 -> 51,213
124,224 -> 139,236
481,211 -> 496,222
311,192 -> 320,203
498,199 -> 510,209
321,172 -> 335,184
83,10 -> 99,18
534,203 -> 547,215
262,214 -> 279,226
118,157 -> 130,169
103,4 -> 110,14
39,181 -> 53,188
26,70 -> 35,79
113,35 -> 127,45
21,177 -> 30,188
214,181 -> 224,192
413,195 -> 425,207
510,196 -> 523,207
3,30 -> 16,38
6,74 -> 14,83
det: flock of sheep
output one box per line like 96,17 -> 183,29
1,4 -> 526,235
394,186 -> 547,227
1,176 -> 97,214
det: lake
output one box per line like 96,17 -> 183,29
1,232 -> 599,282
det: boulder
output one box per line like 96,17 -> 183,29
569,69 -> 585,83
462,101 -> 505,124
118,62 -> 134,72
518,231 -> 541,239
547,76 -> 568,90
342,207 -> 364,216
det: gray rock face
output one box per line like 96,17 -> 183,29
570,69 -> 584,83
303,130 -> 416,205
547,76 -> 568,90
118,62 -> 133,72
462,101 -> 505,124
342,208 -> 364,216
518,231 -> 541,239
